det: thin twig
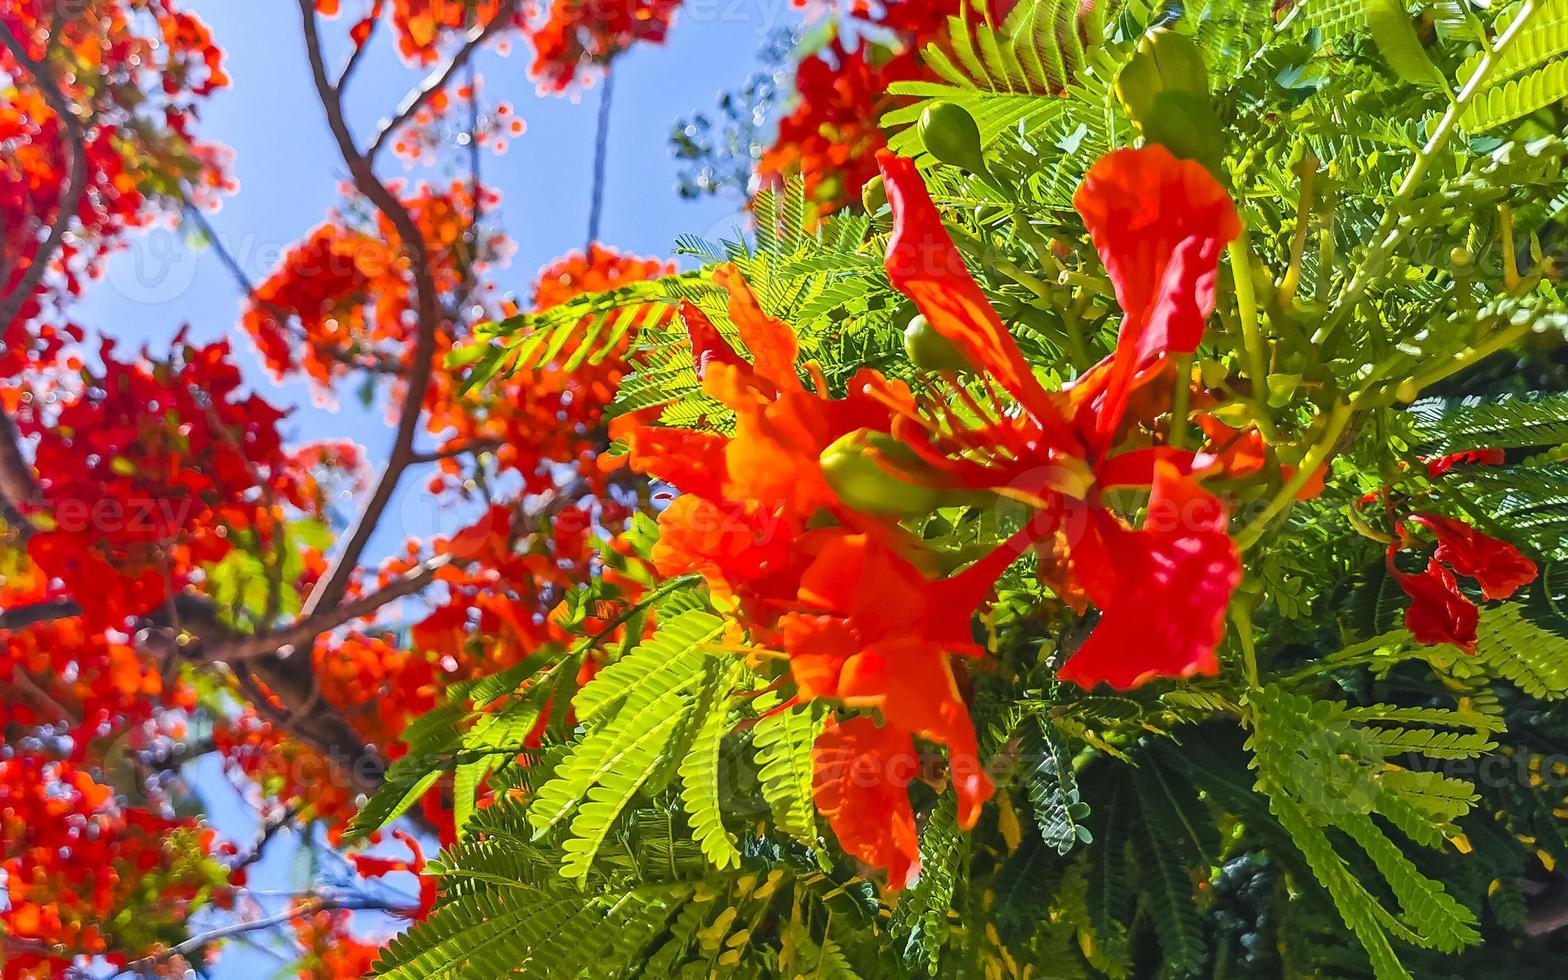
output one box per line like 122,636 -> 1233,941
365,0 -> 519,161
296,0 -> 448,619
586,65 -> 617,249
336,12 -> 380,90
206,554 -> 453,663
409,440 -> 502,465
0,23 -> 88,331
121,897 -> 417,971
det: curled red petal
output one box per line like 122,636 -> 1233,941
1409,512 -> 1537,601
1425,448 -> 1506,478
715,266 -> 800,392
680,300 -> 746,381
1058,464 -> 1240,690
1390,550 -> 1480,654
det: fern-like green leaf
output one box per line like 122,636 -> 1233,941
677,658 -> 746,870
752,701 -> 824,847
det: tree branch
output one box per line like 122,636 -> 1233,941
205,554 -> 451,662
365,0 -> 519,162
586,65 -> 616,249
295,0 -> 448,619
122,896 -> 417,972
0,408 -> 37,539
0,22 -> 89,331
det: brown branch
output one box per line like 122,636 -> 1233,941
0,22 -> 89,331
295,0 -> 449,620
9,664 -> 79,727
364,0 -> 519,162
0,598 -> 80,631
586,64 -> 616,249
123,896 -> 417,971
206,554 -> 451,662
408,440 -> 502,465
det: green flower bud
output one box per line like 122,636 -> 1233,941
821,430 -> 946,517
861,174 -> 887,215
1115,30 -> 1224,175
903,314 -> 972,373
919,102 -> 986,174
1265,373 -> 1303,408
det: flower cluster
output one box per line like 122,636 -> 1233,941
0,758 -> 231,979
315,0 -> 523,64
528,0 -> 683,93
759,1 -> 1015,217
424,244 -> 675,498
16,338 -> 299,630
0,0 -> 231,381
618,145 -> 1262,882
243,180 -> 507,389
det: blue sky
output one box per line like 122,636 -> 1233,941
70,2 -> 800,972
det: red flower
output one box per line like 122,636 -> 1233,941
1057,462 -> 1241,689
812,716 -> 922,889
1425,448 -> 1506,478
1409,512 -> 1537,601
875,148 -> 1244,691
1390,553 -> 1480,654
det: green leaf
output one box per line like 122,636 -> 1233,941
752,701 -> 825,847
677,658 -> 746,870
1366,0 -> 1449,92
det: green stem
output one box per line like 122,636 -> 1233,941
1401,318 -> 1535,398
1169,354 -> 1193,450
1228,233 -> 1270,392
1062,294 -> 1093,372
950,227 -> 1058,301
1234,398 -> 1356,551
1277,155 -> 1317,309
1315,0 -> 1543,345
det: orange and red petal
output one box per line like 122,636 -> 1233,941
812,715 -> 922,890
878,152 -> 1070,437
1059,466 -> 1240,690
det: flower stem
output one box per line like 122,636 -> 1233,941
1234,397 -> 1356,551
1228,233 -> 1270,392
1315,0 -> 1543,345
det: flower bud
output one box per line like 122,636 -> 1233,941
821,430 -> 946,517
1116,30 -> 1225,175
861,174 -> 887,215
903,314 -> 972,373
919,102 -> 986,174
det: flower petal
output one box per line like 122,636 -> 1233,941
878,152 -> 1069,435
1058,464 -> 1240,689
1390,551 -> 1480,654
813,716 -> 922,889
1410,512 -> 1538,602
1073,146 -> 1240,447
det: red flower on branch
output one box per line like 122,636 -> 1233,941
1389,512 -> 1536,653
811,715 -> 922,888
875,146 -> 1243,690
